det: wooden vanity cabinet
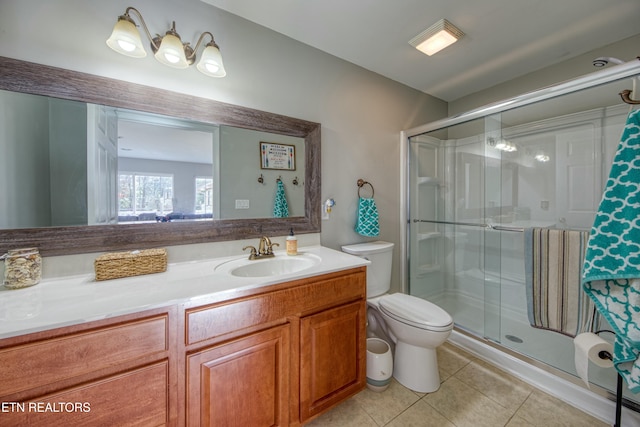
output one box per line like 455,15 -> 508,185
183,267 -> 367,426
0,266 -> 366,427
0,307 -> 178,427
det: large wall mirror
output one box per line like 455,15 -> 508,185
0,56 -> 320,256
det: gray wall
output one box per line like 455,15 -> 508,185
0,0 -> 447,290
449,34 -> 640,115
0,94 -> 88,229
49,98 -> 88,226
220,126 -> 305,219
0,92 -> 51,228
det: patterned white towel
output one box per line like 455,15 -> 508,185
582,109 -> 640,393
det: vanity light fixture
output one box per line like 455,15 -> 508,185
409,19 -> 464,56
106,7 -> 226,77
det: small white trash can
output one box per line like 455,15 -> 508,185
366,337 -> 393,392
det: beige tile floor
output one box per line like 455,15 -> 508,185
306,342 -> 609,427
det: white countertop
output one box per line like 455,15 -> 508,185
0,245 -> 369,339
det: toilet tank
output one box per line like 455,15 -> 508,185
341,241 -> 394,297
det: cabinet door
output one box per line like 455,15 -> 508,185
187,324 -> 290,427
299,300 -> 366,421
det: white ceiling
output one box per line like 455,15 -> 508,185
202,0 -> 640,102
118,119 -> 215,164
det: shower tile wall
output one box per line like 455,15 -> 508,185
409,138 -> 445,301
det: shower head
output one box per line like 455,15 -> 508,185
592,56 -> 625,67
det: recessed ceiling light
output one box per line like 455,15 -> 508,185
409,19 -> 464,56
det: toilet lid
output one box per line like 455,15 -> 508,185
379,293 -> 453,331
341,241 -> 394,255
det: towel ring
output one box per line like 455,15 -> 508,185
620,89 -> 640,105
357,179 -> 374,198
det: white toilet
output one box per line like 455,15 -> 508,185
342,241 -> 453,393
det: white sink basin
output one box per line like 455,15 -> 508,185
215,253 -> 321,277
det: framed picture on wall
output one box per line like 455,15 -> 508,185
260,142 -> 296,170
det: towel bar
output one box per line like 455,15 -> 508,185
413,219 -> 523,232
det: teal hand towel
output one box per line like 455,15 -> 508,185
273,180 -> 289,218
582,109 -> 640,393
355,197 -> 379,237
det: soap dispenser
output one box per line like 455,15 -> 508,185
286,228 -> 298,256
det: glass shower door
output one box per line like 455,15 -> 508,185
407,116 -> 501,340
406,70 -> 640,410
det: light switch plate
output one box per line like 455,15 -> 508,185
235,199 -> 250,209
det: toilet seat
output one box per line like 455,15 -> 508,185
379,293 -> 453,332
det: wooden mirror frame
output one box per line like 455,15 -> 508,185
0,56 -> 321,256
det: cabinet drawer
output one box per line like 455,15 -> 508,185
0,314 -> 168,396
0,361 -> 169,427
296,271 -> 366,315
186,269 -> 366,345
186,292 -> 287,345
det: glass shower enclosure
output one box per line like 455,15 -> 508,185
402,61 -> 640,407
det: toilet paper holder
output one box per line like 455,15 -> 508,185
598,349 -> 613,361
595,329 -> 622,427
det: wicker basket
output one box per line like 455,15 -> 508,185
94,248 -> 167,281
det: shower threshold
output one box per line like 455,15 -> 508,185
449,325 -> 640,423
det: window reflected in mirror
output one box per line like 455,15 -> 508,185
0,89 -> 305,230
113,111 -> 218,224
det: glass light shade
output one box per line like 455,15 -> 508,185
410,19 -> 463,56
415,30 -> 458,56
154,34 -> 189,68
106,18 -> 147,58
196,44 -> 226,77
